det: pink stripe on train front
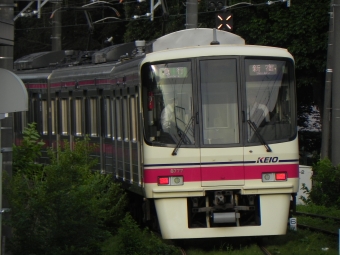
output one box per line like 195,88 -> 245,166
143,164 -> 298,183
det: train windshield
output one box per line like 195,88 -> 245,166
141,61 -> 195,145
245,59 -> 296,144
200,59 -> 239,145
142,57 -> 296,147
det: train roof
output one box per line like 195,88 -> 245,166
14,28 -> 293,78
149,28 -> 245,52
143,44 -> 293,63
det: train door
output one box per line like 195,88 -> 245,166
198,57 -> 244,186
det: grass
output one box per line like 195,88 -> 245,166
296,204 -> 340,233
297,204 -> 340,218
184,229 -> 339,255
264,229 -> 339,255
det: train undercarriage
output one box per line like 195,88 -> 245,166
188,190 -> 261,228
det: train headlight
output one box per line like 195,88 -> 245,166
262,172 -> 287,182
158,176 -> 184,186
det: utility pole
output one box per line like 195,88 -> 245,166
321,0 -> 334,160
0,0 -> 15,254
186,0 -> 197,29
331,0 -> 340,165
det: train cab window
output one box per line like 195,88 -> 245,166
245,59 -> 296,143
200,59 -> 239,145
74,98 -> 83,136
42,100 -> 48,135
60,99 -> 69,135
141,61 -> 194,145
51,100 -> 56,135
130,96 -> 138,143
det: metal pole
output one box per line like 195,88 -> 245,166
51,1 -> 62,51
321,0 -> 334,159
331,0 -> 340,165
185,0 -> 197,29
0,119 -> 2,255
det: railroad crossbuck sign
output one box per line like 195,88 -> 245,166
215,11 -> 233,31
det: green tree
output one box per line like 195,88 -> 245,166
301,158 -> 340,209
12,122 -> 45,176
6,126 -> 127,255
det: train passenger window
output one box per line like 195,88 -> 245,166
245,59 -> 296,143
14,112 -> 27,134
42,100 -> 48,135
51,100 -> 56,135
200,59 -> 239,145
111,98 -> 116,140
130,96 -> 138,143
60,99 -> 69,135
141,61 -> 194,145
104,97 -> 111,138
31,96 -> 39,125
74,98 -> 83,136
21,112 -> 27,132
116,97 -> 122,141
123,97 -> 129,141
89,98 -> 98,137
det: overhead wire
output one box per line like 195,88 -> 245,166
14,0 -> 287,31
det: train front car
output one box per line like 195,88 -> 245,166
141,29 -> 298,239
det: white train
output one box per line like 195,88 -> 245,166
14,28 -> 299,239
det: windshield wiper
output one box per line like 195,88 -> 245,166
247,120 -> 272,152
172,116 -> 195,156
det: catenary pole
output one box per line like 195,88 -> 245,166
321,0 -> 334,159
331,0 -> 340,165
51,1 -> 62,51
185,0 -> 197,28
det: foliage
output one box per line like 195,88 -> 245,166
6,130 -> 127,255
12,122 -> 45,176
102,214 -> 180,255
300,158 -> 340,209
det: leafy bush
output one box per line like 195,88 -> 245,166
301,158 -> 340,209
12,122 -> 45,175
102,214 -> 180,255
6,124 -> 127,255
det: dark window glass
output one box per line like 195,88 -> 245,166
200,59 -> 239,145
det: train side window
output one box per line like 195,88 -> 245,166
51,99 -> 56,135
86,97 -> 98,137
103,97 -> 111,138
60,98 -> 69,135
111,98 -> 116,140
130,96 -> 138,142
14,112 -> 27,134
123,97 -> 129,141
31,95 -> 40,126
21,111 -> 27,133
74,98 -> 83,136
42,100 -> 48,135
116,97 -> 122,141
